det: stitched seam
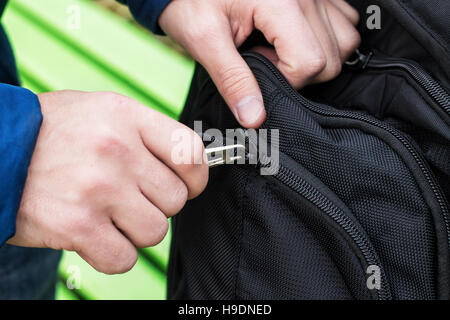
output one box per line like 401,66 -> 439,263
233,168 -> 251,299
233,89 -> 282,299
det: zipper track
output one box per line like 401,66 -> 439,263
243,51 -> 450,299
366,57 -> 450,116
243,51 -> 450,243
275,164 -> 391,300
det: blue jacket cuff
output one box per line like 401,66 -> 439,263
122,0 -> 171,35
0,84 -> 42,245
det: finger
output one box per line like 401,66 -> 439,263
196,32 -> 266,128
326,2 -> 361,61
136,148 -> 188,216
75,221 -> 138,274
251,46 -> 279,66
254,0 -> 326,88
299,0 -> 343,83
159,1 -> 265,128
111,191 -> 169,248
329,0 -> 360,25
136,107 -> 209,199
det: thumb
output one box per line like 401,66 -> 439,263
199,38 -> 266,129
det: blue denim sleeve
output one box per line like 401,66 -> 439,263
117,0 -> 171,34
0,84 -> 42,245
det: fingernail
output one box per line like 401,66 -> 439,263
235,96 -> 264,126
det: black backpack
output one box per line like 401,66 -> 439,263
167,0 -> 450,300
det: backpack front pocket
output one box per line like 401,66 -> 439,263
242,52 -> 450,299
238,151 -> 389,299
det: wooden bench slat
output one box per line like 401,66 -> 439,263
4,8 -> 172,116
55,281 -> 80,300
59,251 -> 166,299
9,0 -> 194,117
141,228 -> 171,271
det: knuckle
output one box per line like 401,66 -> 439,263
71,212 -> 96,235
98,91 -> 131,114
185,27 -> 206,43
322,58 -> 342,81
79,172 -> 115,198
348,6 -> 360,24
74,224 -> 138,275
140,218 -> 169,247
106,248 -> 138,274
100,91 -> 126,105
117,251 -> 138,274
91,130 -> 130,157
217,65 -> 253,100
185,19 -> 219,43
302,55 -> 327,78
96,91 -> 118,106
340,30 -> 361,57
63,210 -> 97,241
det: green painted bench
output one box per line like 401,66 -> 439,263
3,0 -> 194,299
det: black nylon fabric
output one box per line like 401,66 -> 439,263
168,65 -> 373,300
303,67 -> 450,203
167,1 -> 450,300
168,56 -> 450,299
348,0 -> 450,87
265,92 -> 436,300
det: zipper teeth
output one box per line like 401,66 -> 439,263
276,165 -> 391,300
367,58 -> 450,115
244,52 -> 450,248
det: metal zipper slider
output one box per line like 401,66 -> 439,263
205,144 -> 245,167
345,49 -> 373,69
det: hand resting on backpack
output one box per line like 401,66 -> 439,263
159,0 -> 361,128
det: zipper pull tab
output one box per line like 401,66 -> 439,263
345,49 -> 373,70
202,130 -> 260,168
205,144 -> 246,167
